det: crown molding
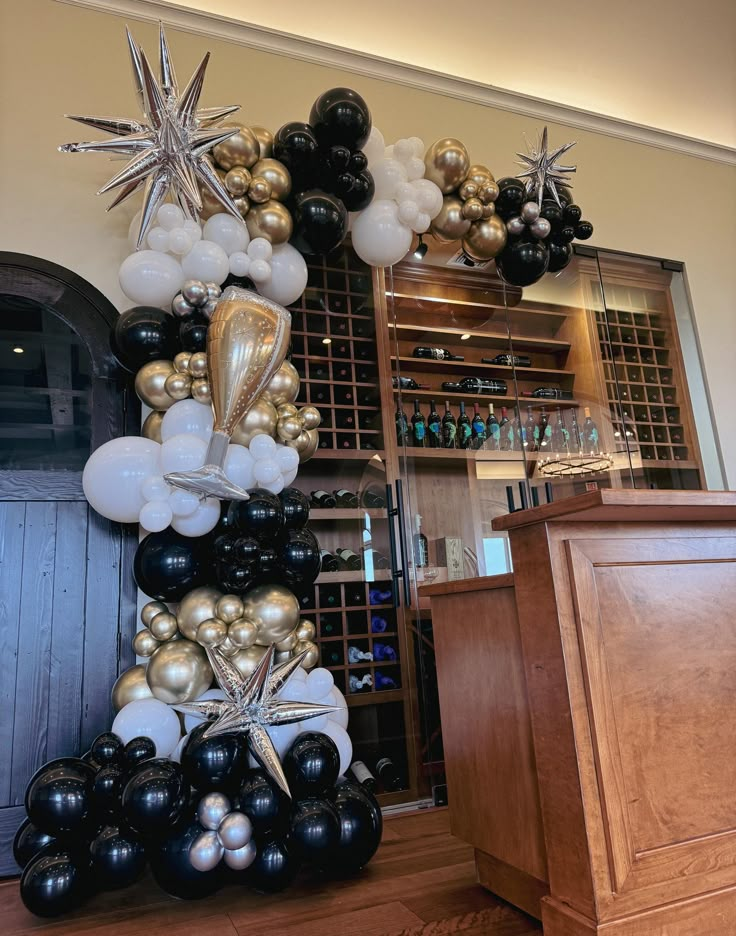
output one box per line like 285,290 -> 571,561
57,0 -> 736,167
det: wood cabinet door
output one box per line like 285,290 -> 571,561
0,254 -> 137,875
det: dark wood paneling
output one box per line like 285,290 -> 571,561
0,503 -> 26,805
0,473 -> 84,501
0,807 -> 26,877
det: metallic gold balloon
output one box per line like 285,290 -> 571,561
295,620 -> 316,642
277,415 -> 303,441
298,405 -> 321,430
177,587 -> 223,641
112,664 -> 153,712
242,584 -> 300,646
231,396 -> 278,446
458,180 -> 478,200
141,600 -> 168,627
277,403 -> 299,418
141,410 -> 165,443
198,181 -> 228,221
174,351 -> 192,374
294,638 -> 319,670
229,618 -> 258,649
231,644 -> 268,678
251,126 -> 274,159
251,158 -> 291,201
478,180 -> 499,205
225,167 -> 251,197
146,639 -> 214,704
424,138 -> 470,194
191,378 -> 212,405
466,164 -> 495,186
189,352 -> 208,378
213,124 -> 260,170
196,618 -> 229,647
430,196 -> 471,243
150,611 -> 179,641
234,195 -> 250,218
287,428 -> 319,462
135,360 -> 177,410
275,630 -> 299,652
274,649 -> 292,666
133,628 -> 160,657
481,204 -> 495,219
462,215 -> 508,261
165,372 -> 192,401
216,595 -> 244,624
245,200 -> 293,245
262,360 -> 300,406
248,177 -> 272,204
462,197 -> 484,221
217,636 -> 239,658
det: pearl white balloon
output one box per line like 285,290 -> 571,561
147,226 -> 170,252
352,200 -> 412,267
83,436 -> 161,523
409,136 -> 425,157
168,228 -> 193,256
307,668 -> 334,700
161,400 -> 214,442
171,497 -> 220,536
362,126 -> 385,167
280,677 -> 309,702
169,488 -> 200,518
371,158 -> 408,200
223,839 -> 257,871
406,156 -> 426,180
248,237 -> 272,262
111,697 -> 181,756
170,730 -> 192,763
203,213 -> 249,255
414,211 -> 431,234
229,251 -> 251,277
253,457 -> 280,485
275,444 -> 299,473
140,499 -> 173,532
249,259 -> 271,284
325,687 -> 349,729
182,219 -> 203,242
160,433 -> 207,475
189,831 -> 223,872
248,434 -> 277,459
247,722 -> 298,767
282,467 -> 298,486
158,203 -> 185,231
119,250 -> 183,307
181,240 -> 230,285
318,722 -> 352,777
257,243 -> 308,307
140,474 -> 169,502
183,688 -> 227,733
224,444 -> 255,490
412,178 -> 444,218
217,812 -> 253,850
262,475 -> 285,495
393,138 -> 414,162
398,200 -> 419,225
197,792 -> 231,831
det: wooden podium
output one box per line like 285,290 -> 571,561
422,491 -> 736,935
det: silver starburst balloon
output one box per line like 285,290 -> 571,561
516,126 -> 577,207
59,23 -> 242,247
173,646 -> 338,798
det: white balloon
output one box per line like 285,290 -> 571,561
283,467 -> 298,485
409,136 -> 425,157
170,730 -> 192,763
307,668 -> 334,700
168,228 -> 193,256
140,474 -> 169,502
183,219 -> 203,242
248,237 -> 272,261
224,444 -> 255,490
203,213 -> 249,255
318,722 -> 352,776
161,399 -> 214,442
160,433 -> 207,474
275,444 -> 299,473
406,156 -> 426,181
253,457 -> 280,485
262,475 -> 285,495
128,210 -> 143,248
412,178 -> 444,218
147,226 -> 170,252
257,243 -> 308,307
181,240 -> 230,285
83,436 -> 160,523
398,200 -> 419,225
229,251 -> 251,277
351,200 -> 412,267
249,259 -> 271,284
139,499 -> 173,532
111,697 -> 181,756
171,497 -> 220,536
183,688 -> 227,733
249,434 -> 277,459
158,203 -> 185,231
393,138 -> 414,162
362,126 -> 385,166
326,687 -> 349,729
247,722 -> 298,768
283,663 -> 307,685
119,250 -> 183,308
169,488 -> 200,518
371,158 -> 408,200
413,211 -> 431,234
384,144 -> 394,159
394,181 -> 415,203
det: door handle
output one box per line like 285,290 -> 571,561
385,483 -> 401,608
394,478 -> 412,606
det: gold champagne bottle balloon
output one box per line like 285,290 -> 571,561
164,286 -> 291,501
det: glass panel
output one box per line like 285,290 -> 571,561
0,295 -> 92,470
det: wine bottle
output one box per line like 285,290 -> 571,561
441,400 -> 457,449
350,760 -> 378,793
485,404 -> 500,451
392,375 -> 429,390
336,548 -> 362,571
334,489 -> 359,508
349,674 -> 373,692
411,400 -> 426,447
371,614 -> 388,633
348,645 -> 373,663
369,587 -> 393,605
362,489 -> 386,509
320,550 -> 340,572
395,404 -> 409,446
498,406 -> 511,451
537,406 -> 552,450
413,346 -> 464,361
324,647 -> 342,665
471,402 -> 487,449
311,490 -> 336,508
375,671 -> 397,690
569,409 -> 582,452
413,514 -> 429,568
427,400 -> 442,448
551,407 -> 570,453
441,377 -> 508,395
481,353 -> 531,367
373,642 -> 397,662
457,402 -> 472,449
524,406 -> 539,451
582,407 -> 600,454
521,388 -> 574,400
376,755 -> 401,790
362,547 -> 391,570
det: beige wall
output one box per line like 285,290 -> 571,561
1,0 -> 734,482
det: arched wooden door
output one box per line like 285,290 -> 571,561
0,253 -> 138,874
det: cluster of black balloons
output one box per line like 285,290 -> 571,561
274,87 -> 374,257
493,178 -> 594,287
16,729 -> 382,917
110,304 -> 211,374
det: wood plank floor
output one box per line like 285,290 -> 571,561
0,808 -> 542,936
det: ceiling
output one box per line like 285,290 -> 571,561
152,0 -> 736,148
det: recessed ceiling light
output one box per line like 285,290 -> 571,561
322,337 -> 331,345
460,333 -> 471,340
13,347 -> 24,354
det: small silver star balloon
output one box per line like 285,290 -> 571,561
516,126 -> 577,207
59,23 -> 242,248
173,646 -> 339,798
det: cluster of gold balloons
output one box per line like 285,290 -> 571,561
138,352 -> 212,442
425,138 -> 507,261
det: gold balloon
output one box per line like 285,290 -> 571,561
463,215 -> 508,261
277,403 -> 299,418
141,600 -> 168,626
466,164 -> 495,186
295,619 -> 316,642
248,177 -> 272,204
198,181 -> 228,221
196,618 -> 229,647
217,636 -> 239,658
263,360 -> 300,406
189,352 -> 208,378
216,594 -> 244,624
298,405 -> 321,430
174,351 -> 192,374
275,629 -> 299,652
251,158 -> 291,201
191,378 -> 212,405
481,204 -> 495,220
231,396 -> 278,446
231,644 -> 268,678
150,610 -> 179,641
165,372 -> 192,401
458,180 -> 478,200
229,618 -> 258,649
274,649 -> 293,665
146,639 -> 213,704
213,124 -> 260,170
141,410 -> 165,443
478,180 -> 499,204
277,415 -> 303,441
251,126 -> 274,159
242,584 -> 300,646
133,628 -> 160,657
234,195 -> 251,219
245,200 -> 293,245
177,586 -> 223,641
430,196 -> 471,243
135,360 -> 177,410
112,664 -> 152,712
294,638 -> 319,670
225,167 -> 251,197
462,197 -> 484,221
424,138 -> 470,194
287,428 -> 319,462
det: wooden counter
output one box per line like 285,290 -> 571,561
422,490 -> 736,935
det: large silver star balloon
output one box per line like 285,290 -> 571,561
516,127 -> 577,207
173,646 -> 339,798
59,23 -> 242,247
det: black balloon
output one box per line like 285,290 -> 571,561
216,560 -> 256,594
20,846 -> 90,917
329,779 -> 383,873
13,819 -> 55,870
575,220 -> 594,240
150,818 -> 224,899
93,764 -> 126,815
181,722 -> 250,793
234,535 -> 262,563
134,528 -> 208,601
236,769 -> 289,836
123,735 -> 157,769
229,489 -> 284,540
25,758 -> 95,837
179,312 -> 209,353
249,836 -> 299,892
563,203 -> 582,224
82,751 -> 102,770
111,306 -> 178,373
496,238 -> 550,287
121,758 -> 189,837
280,528 -> 321,586
539,199 -> 564,228
547,240 -> 573,274
340,170 -> 374,212
90,825 -> 146,889
291,189 -> 348,257
310,87 -> 372,150
290,797 -> 340,866
284,732 -> 340,799
273,122 -> 320,191
279,488 -> 310,529
493,178 -> 526,220
556,225 -> 576,244
90,732 -> 124,767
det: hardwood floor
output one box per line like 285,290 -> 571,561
0,809 -> 541,936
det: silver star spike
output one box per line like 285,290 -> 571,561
516,126 -> 577,206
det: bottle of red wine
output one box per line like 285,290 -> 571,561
569,409 -> 582,452
362,489 -> 386,509
376,755 -> 402,790
427,400 -> 441,448
441,377 -> 507,395
457,401 -> 472,449
320,550 -> 340,572
311,490 -> 337,508
471,402 -> 487,449
392,375 -> 429,390
582,407 -> 600,454
334,489 -> 359,508
413,514 -> 428,568
524,406 -> 539,451
413,346 -> 464,361
395,404 -> 409,446
537,406 -> 552,450
522,387 -> 574,400
551,407 -> 570,453
481,353 -> 531,367
336,548 -> 362,571
441,401 -> 457,449
350,760 -> 378,793
362,547 -> 391,570
411,400 -> 426,447
486,405 -> 500,451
